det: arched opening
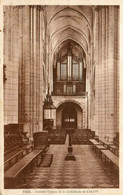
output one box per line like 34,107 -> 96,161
56,101 -> 83,129
62,106 -> 77,129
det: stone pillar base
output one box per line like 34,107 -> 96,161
65,146 -> 76,161
65,154 -> 76,161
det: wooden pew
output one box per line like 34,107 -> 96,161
99,138 -> 119,156
109,145 -> 119,157
89,139 -> 101,151
95,145 -> 107,158
101,150 -> 119,168
4,131 -> 50,188
113,132 -> 119,147
99,139 -> 114,149
4,149 -> 44,188
4,150 -> 23,172
4,144 -> 33,172
49,129 -> 66,144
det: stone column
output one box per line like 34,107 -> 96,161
36,7 -> 40,132
113,6 -> 119,134
12,7 -> 19,123
101,7 -> 106,139
38,6 -> 45,131
30,5 -> 34,138
18,6 -> 24,124
105,7 -> 110,141
115,7 -> 119,133
29,5 -> 45,136
97,8 -> 102,138
23,6 -> 31,137
94,6 -> 119,142
33,6 -> 37,133
106,6 -> 115,142
93,7 -> 97,136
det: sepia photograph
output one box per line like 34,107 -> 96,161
0,0 -> 122,194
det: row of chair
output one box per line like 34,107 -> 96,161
71,129 -> 95,144
47,128 -> 95,145
49,129 -> 67,144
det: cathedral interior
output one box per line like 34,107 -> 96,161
3,5 -> 119,189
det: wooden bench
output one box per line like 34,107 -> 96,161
99,139 -> 114,149
4,149 -> 44,188
4,144 -> 34,171
4,150 -> 23,172
89,139 -> 101,151
95,145 -> 107,157
94,136 -> 99,142
101,150 -> 119,168
109,145 -> 119,157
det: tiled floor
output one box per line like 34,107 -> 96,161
17,143 -> 119,189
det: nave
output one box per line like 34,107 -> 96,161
3,5 -> 120,190
11,142 -> 119,189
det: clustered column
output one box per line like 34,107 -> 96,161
94,6 -> 119,142
94,7 -> 99,136
22,6 -> 31,137
19,6 -> 45,139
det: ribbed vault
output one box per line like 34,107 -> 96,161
46,5 -> 93,65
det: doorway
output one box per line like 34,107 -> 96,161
62,106 -> 77,129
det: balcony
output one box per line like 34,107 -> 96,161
52,81 -> 86,96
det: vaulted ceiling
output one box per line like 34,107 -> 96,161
47,6 -> 93,59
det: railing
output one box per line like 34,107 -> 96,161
52,82 -> 86,96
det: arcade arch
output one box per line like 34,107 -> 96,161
56,101 -> 83,129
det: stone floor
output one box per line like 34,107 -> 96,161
17,143 -> 119,189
